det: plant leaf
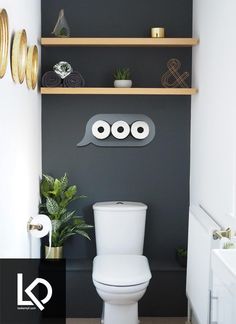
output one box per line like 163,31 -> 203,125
54,178 -> 61,196
40,179 -> 50,198
46,197 -> 59,215
51,220 -> 61,232
114,67 -> 131,80
61,210 -> 76,224
60,173 -> 68,191
43,174 -> 54,187
57,207 -> 67,216
58,233 -> 75,246
76,195 -> 87,199
65,185 -> 77,199
75,230 -> 91,240
77,223 -> 94,229
73,218 -> 93,229
72,217 -> 84,225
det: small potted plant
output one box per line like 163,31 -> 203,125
113,68 -> 132,88
176,247 -> 187,268
39,173 -> 93,259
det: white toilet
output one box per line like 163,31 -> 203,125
92,201 -> 152,324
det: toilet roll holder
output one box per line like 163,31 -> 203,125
77,113 -> 156,147
212,228 -> 232,240
27,217 -> 43,232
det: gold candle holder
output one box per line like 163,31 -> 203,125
151,27 -> 165,38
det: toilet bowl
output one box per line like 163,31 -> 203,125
92,254 -> 152,324
92,201 -> 151,324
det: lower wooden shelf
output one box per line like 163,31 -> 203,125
41,87 -> 198,96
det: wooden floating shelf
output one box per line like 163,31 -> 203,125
41,87 -> 198,96
41,37 -> 199,47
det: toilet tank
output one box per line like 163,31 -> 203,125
93,201 -> 147,255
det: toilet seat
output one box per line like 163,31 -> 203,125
92,255 -> 152,287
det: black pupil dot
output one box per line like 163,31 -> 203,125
98,127 -> 104,133
137,127 -> 144,133
117,127 -> 124,133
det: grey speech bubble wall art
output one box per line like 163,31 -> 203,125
77,114 -> 156,147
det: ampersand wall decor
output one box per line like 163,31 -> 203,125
161,58 -> 190,88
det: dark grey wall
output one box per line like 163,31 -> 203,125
42,95 -> 191,262
42,0 -> 192,37
42,0 -> 192,316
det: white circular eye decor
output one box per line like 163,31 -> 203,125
131,121 -> 150,139
92,120 -> 110,139
111,120 -> 130,139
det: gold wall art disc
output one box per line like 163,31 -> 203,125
11,29 -> 27,83
0,9 -> 9,78
26,45 -> 39,90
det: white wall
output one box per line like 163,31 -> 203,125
0,0 -> 41,257
191,0 -> 236,229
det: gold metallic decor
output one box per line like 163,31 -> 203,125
26,45 -> 39,90
151,27 -> 165,38
0,9 -> 9,78
161,58 -> 190,88
11,29 -> 27,83
45,246 -> 63,259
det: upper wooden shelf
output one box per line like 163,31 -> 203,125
41,87 -> 198,96
41,37 -> 199,47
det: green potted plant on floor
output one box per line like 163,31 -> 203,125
39,173 -> 93,259
114,67 -> 132,88
176,247 -> 187,268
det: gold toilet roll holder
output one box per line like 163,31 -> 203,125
27,217 -> 43,232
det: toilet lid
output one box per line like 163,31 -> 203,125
93,201 -> 147,211
92,255 -> 152,286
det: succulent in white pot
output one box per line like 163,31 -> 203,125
113,68 -> 132,88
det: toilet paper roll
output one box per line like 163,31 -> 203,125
92,120 -> 111,139
29,214 -> 52,238
111,121 -> 130,139
29,214 -> 52,259
131,121 -> 150,140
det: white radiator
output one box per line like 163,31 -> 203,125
186,204 -> 221,324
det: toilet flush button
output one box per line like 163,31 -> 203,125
116,202 -> 124,205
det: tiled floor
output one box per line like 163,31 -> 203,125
67,318 -> 187,324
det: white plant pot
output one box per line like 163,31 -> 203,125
114,80 -> 132,88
